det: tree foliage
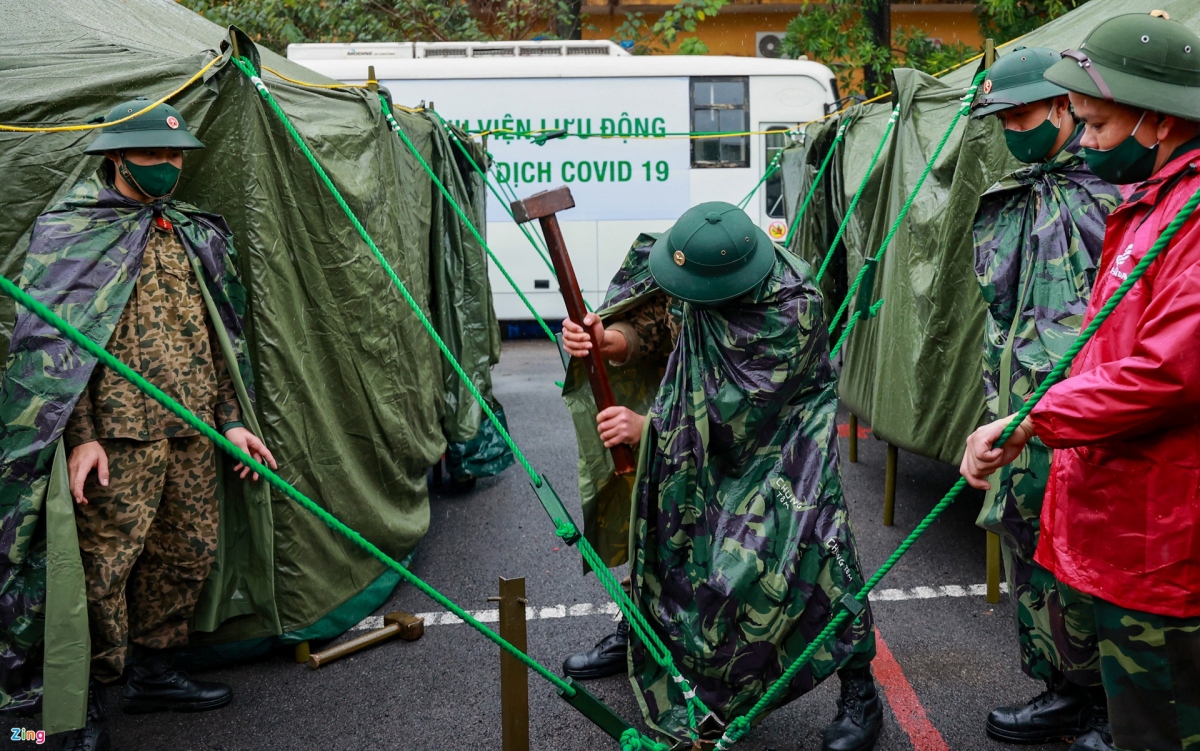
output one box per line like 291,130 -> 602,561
978,0 -> 1089,42
612,0 -> 728,55
180,0 -> 575,52
781,0 -> 1088,99
180,0 -> 725,55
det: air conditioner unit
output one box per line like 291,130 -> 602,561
756,32 -> 785,59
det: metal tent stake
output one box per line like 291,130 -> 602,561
490,577 -> 530,751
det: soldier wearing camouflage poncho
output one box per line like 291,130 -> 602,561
969,48 -> 1121,751
964,13 -> 1200,751
561,203 -> 880,750
0,100 -> 276,751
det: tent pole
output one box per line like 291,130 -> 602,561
883,444 -> 897,526
981,37 -> 1004,605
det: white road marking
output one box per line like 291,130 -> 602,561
348,583 -> 1007,631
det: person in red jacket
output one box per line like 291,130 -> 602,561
961,12 -> 1200,751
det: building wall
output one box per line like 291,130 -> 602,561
582,2 -> 985,57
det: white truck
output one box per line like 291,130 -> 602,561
288,40 -> 838,321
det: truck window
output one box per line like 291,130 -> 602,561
691,77 -> 749,168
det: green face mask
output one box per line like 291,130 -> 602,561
1004,111 -> 1062,163
1082,111 -> 1160,185
118,154 -> 181,199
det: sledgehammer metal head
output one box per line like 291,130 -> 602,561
510,186 -> 575,224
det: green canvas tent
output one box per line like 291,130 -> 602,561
0,0 -> 509,732
782,0 -> 1200,465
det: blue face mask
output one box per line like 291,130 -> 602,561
1082,111 -> 1160,185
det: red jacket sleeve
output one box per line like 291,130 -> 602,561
1031,218 -> 1200,448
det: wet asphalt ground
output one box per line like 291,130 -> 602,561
44,341 -> 1073,751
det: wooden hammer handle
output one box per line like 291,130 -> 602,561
539,215 -> 637,476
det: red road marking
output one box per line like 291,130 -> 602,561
872,628 -> 950,751
837,423 -> 872,439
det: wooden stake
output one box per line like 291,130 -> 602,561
884,443 -> 897,527
848,414 -> 859,463
490,578 -> 529,751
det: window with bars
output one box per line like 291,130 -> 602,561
764,126 -> 789,218
690,77 -> 749,168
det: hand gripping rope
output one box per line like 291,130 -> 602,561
230,56 -> 711,740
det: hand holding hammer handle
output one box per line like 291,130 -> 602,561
511,187 -> 637,476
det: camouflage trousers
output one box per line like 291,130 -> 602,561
980,441 -> 1101,686
1094,596 -> 1200,751
74,436 -> 219,683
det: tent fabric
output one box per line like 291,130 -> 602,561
780,0 -> 1200,465
0,0 -> 503,728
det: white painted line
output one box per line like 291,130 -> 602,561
348,583 -> 1008,631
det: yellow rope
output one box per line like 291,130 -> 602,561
259,65 -> 425,112
0,56 -> 221,133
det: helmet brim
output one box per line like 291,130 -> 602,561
1045,56 -> 1200,122
971,79 -> 1069,119
83,128 -> 205,155
648,226 -> 776,305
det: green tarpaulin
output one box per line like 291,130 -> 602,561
782,0 -> 1200,465
0,0 -> 506,730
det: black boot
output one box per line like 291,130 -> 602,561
1068,691 -> 1115,751
120,646 -> 232,714
986,677 -> 1092,743
58,680 -> 109,751
562,618 -> 629,680
821,666 -> 883,751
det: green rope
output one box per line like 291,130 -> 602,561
738,149 -> 784,210
828,72 -> 985,338
0,270 -> 575,698
236,57 -> 698,736
434,112 -> 557,273
716,172 -> 1200,751
621,728 -> 672,751
435,114 -> 596,315
565,522 -> 710,727
814,106 -> 900,285
233,57 -> 543,485
830,299 -> 884,358
383,108 -> 557,344
781,118 -> 851,250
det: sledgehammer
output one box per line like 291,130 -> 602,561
306,611 -> 424,669
511,186 -> 637,476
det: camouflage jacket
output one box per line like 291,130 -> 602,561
972,130 -> 1120,551
974,129 -> 1120,424
0,171 -> 254,714
566,236 -> 874,740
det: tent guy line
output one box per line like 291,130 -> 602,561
349,582 -> 1012,631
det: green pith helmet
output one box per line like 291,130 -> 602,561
972,47 -> 1069,119
1044,11 -> 1200,121
649,202 -> 775,305
83,97 -> 205,154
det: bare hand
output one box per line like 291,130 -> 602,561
596,406 -> 645,448
68,441 -> 109,505
561,313 -> 605,359
960,414 -> 1036,490
225,427 -> 278,482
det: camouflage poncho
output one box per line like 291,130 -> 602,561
972,131 -> 1120,557
0,171 -> 254,714
566,236 -> 874,741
